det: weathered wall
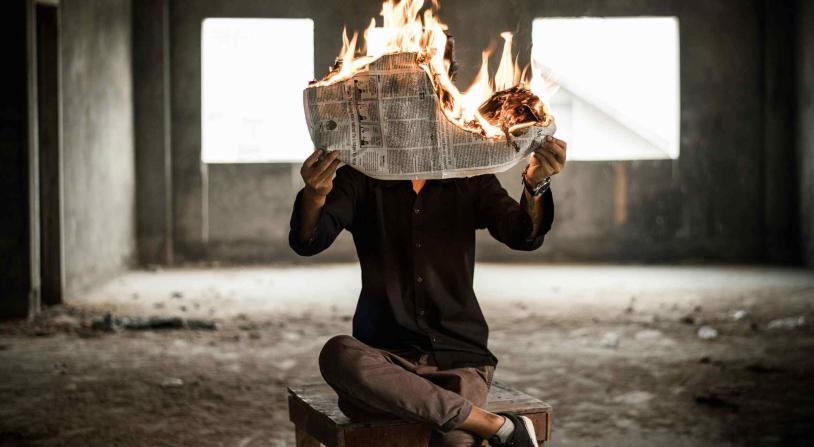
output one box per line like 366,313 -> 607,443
763,0 -> 800,264
134,0 -> 173,266
799,0 -> 814,266
62,0 -> 136,297
160,0 -> 795,264
0,1 -> 36,318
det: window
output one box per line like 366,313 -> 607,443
202,18 -> 314,163
532,17 -> 680,160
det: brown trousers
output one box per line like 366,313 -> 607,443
319,335 -> 495,447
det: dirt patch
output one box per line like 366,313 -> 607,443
1,266 -> 813,446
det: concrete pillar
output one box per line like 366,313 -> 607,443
134,0 -> 173,265
0,0 -> 39,319
798,0 -> 814,267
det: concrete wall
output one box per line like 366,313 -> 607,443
62,0 -> 136,297
0,0 -> 36,318
158,0 -> 797,264
799,0 -> 814,266
134,0 -> 173,266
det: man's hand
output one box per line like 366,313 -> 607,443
525,136 -> 567,184
301,149 -> 341,200
298,149 -> 340,243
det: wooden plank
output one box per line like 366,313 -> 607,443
295,428 -> 321,447
341,424 -> 431,446
288,395 -> 343,447
524,412 -> 549,443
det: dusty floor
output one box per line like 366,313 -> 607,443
1,264 -> 813,447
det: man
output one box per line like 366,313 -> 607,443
289,135 -> 566,446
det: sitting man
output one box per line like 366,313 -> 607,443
289,136 -> 566,446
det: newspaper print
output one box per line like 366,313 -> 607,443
303,52 -> 556,180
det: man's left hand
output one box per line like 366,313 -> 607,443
526,135 -> 567,184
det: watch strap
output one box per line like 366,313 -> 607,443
522,169 -> 551,196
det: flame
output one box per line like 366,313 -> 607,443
312,0 -> 552,138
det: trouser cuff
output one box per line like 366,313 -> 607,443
439,399 -> 473,433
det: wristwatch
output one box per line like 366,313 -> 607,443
522,168 -> 551,196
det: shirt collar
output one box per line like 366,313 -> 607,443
377,178 -> 457,189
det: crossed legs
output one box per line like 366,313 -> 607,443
318,335 -> 502,446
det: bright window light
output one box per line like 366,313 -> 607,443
532,17 -> 680,160
202,18 -> 314,163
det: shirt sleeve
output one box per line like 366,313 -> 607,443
473,174 -> 554,251
288,166 -> 360,256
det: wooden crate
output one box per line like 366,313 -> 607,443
288,381 -> 552,446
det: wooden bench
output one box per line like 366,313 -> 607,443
288,381 -> 551,446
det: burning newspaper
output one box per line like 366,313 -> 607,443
302,0 -> 556,180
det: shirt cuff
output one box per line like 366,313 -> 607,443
523,187 -> 554,245
288,189 -> 320,253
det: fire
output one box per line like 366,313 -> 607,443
310,0 -> 554,139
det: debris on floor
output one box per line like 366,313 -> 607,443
159,377 -> 185,388
732,309 -> 749,320
52,314 -> 82,331
766,316 -> 806,330
1,266 -> 812,446
599,331 -> 620,348
697,325 -> 718,340
90,313 -> 217,332
680,315 -> 696,325
634,329 -> 663,341
744,363 -> 784,374
694,393 -> 740,411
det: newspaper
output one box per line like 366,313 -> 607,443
303,52 -> 556,180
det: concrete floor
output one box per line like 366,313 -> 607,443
1,264 -> 813,446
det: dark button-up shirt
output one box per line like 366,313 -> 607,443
289,166 -> 554,369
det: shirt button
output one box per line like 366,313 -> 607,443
416,276 -> 423,283
419,309 -> 426,316
431,336 -> 438,342
414,208 -> 421,214
415,242 -> 422,248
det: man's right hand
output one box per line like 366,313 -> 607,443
301,149 -> 341,199
297,149 -> 340,243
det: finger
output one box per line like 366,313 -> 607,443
533,149 -> 556,166
535,151 -> 561,174
531,153 -> 552,175
545,142 -> 566,164
313,150 -> 339,174
304,149 -> 324,168
544,154 -> 562,175
316,159 -> 341,183
546,135 -> 567,149
543,136 -> 565,152
542,150 -> 562,172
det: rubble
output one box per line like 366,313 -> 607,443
697,326 -> 718,340
599,332 -> 620,348
90,313 -> 217,332
679,315 -> 696,325
766,316 -> 806,330
694,393 -> 739,411
732,309 -> 749,320
745,363 -> 784,374
160,377 -> 184,388
634,329 -> 663,341
52,314 -> 81,331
